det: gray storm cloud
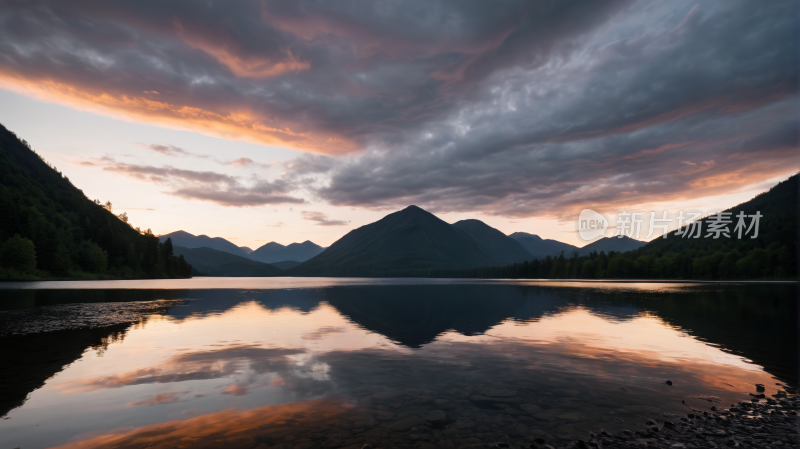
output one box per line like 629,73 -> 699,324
0,0 -> 796,215
100,159 -> 304,206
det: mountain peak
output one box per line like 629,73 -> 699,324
158,230 -> 196,238
508,232 -> 542,241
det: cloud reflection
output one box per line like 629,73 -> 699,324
59,344 -> 305,393
52,398 -> 362,449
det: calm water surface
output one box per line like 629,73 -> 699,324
0,279 -> 796,449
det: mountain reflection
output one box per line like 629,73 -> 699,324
0,282 -> 796,448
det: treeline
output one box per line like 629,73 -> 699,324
433,243 -> 794,281
0,124 -> 191,280
448,173 -> 798,281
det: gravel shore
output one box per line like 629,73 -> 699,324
487,389 -> 799,449
344,388 -> 799,449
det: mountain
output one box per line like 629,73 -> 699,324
0,123 -> 190,279
456,173 -> 798,280
173,246 -> 282,277
451,219 -> 532,265
158,231 -> 250,258
239,246 -> 254,253
288,205 -> 498,276
576,235 -> 646,256
509,232 -> 578,259
270,260 -> 301,270
248,240 -> 325,263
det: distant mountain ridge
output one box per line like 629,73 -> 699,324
249,240 -> 325,264
158,231 -> 250,258
173,246 -> 281,277
576,235 -> 646,256
288,205 -> 499,276
452,219 -> 532,264
509,232 -> 578,259
158,231 -> 324,263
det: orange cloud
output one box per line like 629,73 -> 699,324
221,384 -> 250,396
56,344 -> 304,393
173,18 -> 310,79
52,398 -> 363,449
0,70 -> 355,155
127,391 -> 187,407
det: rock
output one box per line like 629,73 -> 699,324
470,395 -> 521,404
520,404 -> 542,414
388,419 -> 416,432
427,410 -> 447,423
375,411 -> 395,421
666,380 -> 673,386
370,391 -> 402,400
361,445 -> 373,449
755,384 -> 765,392
478,388 -> 517,398
451,417 -> 477,429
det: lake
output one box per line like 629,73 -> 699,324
0,279 -> 796,449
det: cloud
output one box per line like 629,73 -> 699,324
300,326 -> 346,341
266,221 -> 285,228
301,211 -> 349,226
229,157 -> 254,167
217,157 -> 271,170
0,0 -> 796,217
139,143 -> 193,157
127,391 -> 187,407
52,398 -> 358,449
221,383 -> 249,396
95,158 -> 304,207
59,344 -> 306,392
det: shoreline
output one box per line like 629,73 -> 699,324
0,276 -> 796,289
534,390 -> 799,449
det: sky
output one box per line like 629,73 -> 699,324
0,0 -> 797,249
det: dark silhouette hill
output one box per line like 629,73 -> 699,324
288,205 -> 498,276
0,124 -> 190,279
576,235 -> 646,256
325,284 -> 565,348
451,219 -> 532,265
459,173 -> 798,280
249,240 -> 325,263
173,246 -> 282,277
508,232 -> 578,259
271,260 -> 301,270
239,246 -> 254,253
158,231 -> 250,258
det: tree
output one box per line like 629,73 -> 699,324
0,234 -> 37,272
77,240 -> 108,273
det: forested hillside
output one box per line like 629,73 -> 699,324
448,174 -> 798,281
0,124 -> 191,280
